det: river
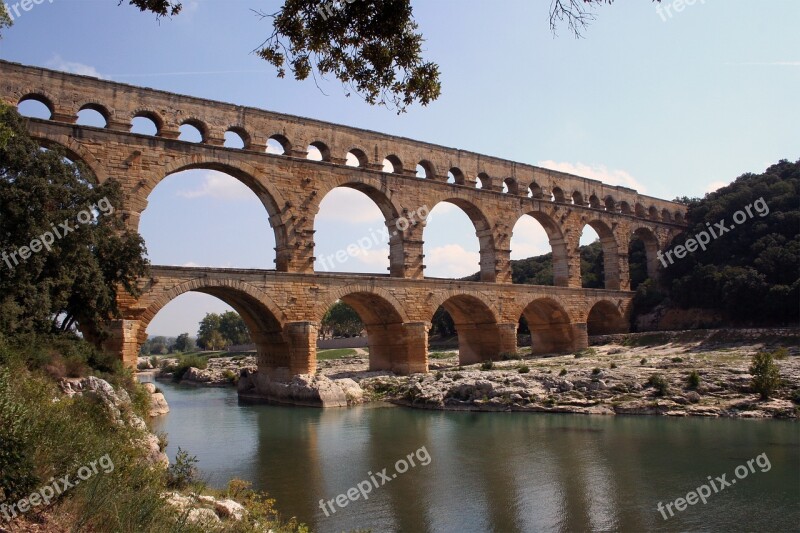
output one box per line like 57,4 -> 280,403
145,377 -> 800,533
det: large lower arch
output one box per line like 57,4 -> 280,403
27,128 -> 109,184
587,300 -> 628,335
521,297 -> 578,355
136,277 -> 308,380
511,211 -> 570,286
425,198 -> 496,282
432,293 -> 504,364
315,286 -> 426,374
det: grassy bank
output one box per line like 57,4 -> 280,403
0,333 -> 308,532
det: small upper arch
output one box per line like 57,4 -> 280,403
503,177 -> 519,195
77,102 -> 111,128
17,92 -> 55,119
266,134 -> 292,155
346,147 -> 369,167
417,160 -> 436,179
308,140 -> 332,162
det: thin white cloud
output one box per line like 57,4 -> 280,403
425,244 -> 480,278
177,171 -> 253,200
537,160 -> 647,193
46,55 -> 104,79
724,61 -> 800,67
316,188 -> 384,223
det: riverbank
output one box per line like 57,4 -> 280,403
153,328 -> 800,419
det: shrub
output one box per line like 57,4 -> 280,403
647,374 -> 670,396
518,365 -> 530,374
610,362 -> 618,369
435,371 -> 443,380
559,368 -> 567,376
500,352 -> 520,361
687,370 -> 701,389
222,369 -> 238,383
171,354 -> 208,382
480,360 -> 494,371
592,367 -> 602,376
772,347 -> 789,360
750,351 -> 781,400
0,367 -> 38,504
672,357 -> 684,363
166,447 -> 199,489
640,358 -> 647,365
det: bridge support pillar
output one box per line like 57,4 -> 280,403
497,322 -> 518,355
256,321 -> 317,382
456,324 -> 502,364
98,319 -> 142,370
529,322 -> 587,355
368,322 -> 428,375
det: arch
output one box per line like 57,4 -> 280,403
225,127 -> 251,149
620,201 -> 632,215
588,194 -> 601,209
76,103 -> 110,128
582,220 -> 621,290
648,206 -> 660,221
477,172 -> 491,190
604,196 -> 616,212
17,93 -> 54,119
417,160 -> 436,179
520,297 -> 575,355
430,293 -> 500,365
528,182 -> 544,199
552,187 -> 566,203
179,118 -> 207,143
511,211 -> 570,286
587,300 -> 627,335
383,154 -> 403,174
674,211 -> 685,224
266,134 -> 291,155
630,226 -> 660,284
131,109 -> 164,136
635,203 -> 647,218
572,191 -> 585,206
346,148 -> 369,167
308,141 -> 331,162
448,167 -> 465,185
503,178 -> 519,195
313,286 -> 410,325
425,198 -> 495,281
661,208 -> 673,223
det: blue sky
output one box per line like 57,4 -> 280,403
2,0 -> 798,337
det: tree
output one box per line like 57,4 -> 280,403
197,313 -> 222,349
321,301 -> 364,338
749,351 -> 781,400
172,333 -> 195,353
205,330 -> 227,351
219,311 -> 251,346
0,104 -> 149,337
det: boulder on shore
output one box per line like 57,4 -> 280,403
238,370 -> 364,408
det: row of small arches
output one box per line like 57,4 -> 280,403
16,94 -> 684,224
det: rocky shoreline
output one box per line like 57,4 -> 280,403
145,328 -> 800,419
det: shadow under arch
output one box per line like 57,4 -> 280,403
431,292 -> 501,364
27,129 -> 109,184
314,285 -> 424,374
512,211 -> 570,286
587,300 -> 627,336
520,297 -> 576,355
630,225 -> 661,282
425,198 -> 497,282
141,158 -> 289,270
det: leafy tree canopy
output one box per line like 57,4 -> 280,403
0,104 -> 149,336
321,301 -> 364,338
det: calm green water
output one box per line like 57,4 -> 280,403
146,378 -> 800,533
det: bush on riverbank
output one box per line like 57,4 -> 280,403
0,335 -> 307,532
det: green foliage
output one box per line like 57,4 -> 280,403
0,104 -> 149,337
687,370 -> 701,389
126,0 -> 182,17
321,301 -> 364,338
429,305 -> 456,337
610,362 -> 617,369
0,367 -> 37,504
198,311 -> 251,349
480,360 -> 494,370
257,0 -> 441,113
592,367 -> 602,375
631,278 -> 667,319
172,332 -> 195,353
749,351 -> 781,400
168,354 -> 208,382
580,240 -> 605,289
640,358 -> 648,365
317,348 -> 358,360
662,160 -> 800,324
559,368 -> 567,376
518,365 -> 530,374
0,4 -> 11,40
647,374 -> 670,396
166,447 -> 199,489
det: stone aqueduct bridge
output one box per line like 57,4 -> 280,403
1,61 -> 687,379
